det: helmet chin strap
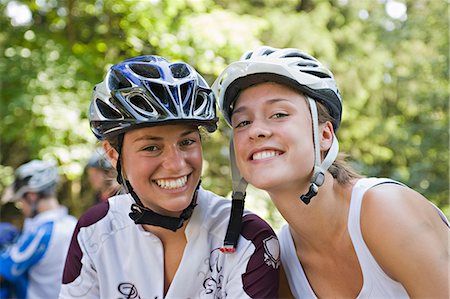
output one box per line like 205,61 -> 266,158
114,134 -> 198,232
300,97 -> 339,204
125,179 -> 198,232
221,139 -> 247,253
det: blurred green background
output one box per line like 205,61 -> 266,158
0,0 -> 448,230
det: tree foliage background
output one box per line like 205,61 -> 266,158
0,0 -> 448,228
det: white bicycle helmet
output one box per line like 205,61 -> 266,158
12,159 -> 59,200
212,46 -> 342,251
90,55 -> 217,140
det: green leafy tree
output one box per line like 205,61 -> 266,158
1,0 -> 447,221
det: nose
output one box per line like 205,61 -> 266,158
162,146 -> 187,171
248,119 -> 272,140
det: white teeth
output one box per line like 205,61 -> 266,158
155,176 -> 188,189
253,150 -> 279,160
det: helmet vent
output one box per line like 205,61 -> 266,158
284,53 -> 302,58
194,92 -> 207,112
303,70 -> 331,79
109,70 -> 132,89
261,49 -> 275,56
148,82 -> 177,112
13,176 -> 31,193
242,52 -> 252,60
96,98 -> 122,119
180,81 -> 193,114
170,63 -> 191,78
129,95 -> 154,114
129,63 -> 161,79
296,61 -> 318,67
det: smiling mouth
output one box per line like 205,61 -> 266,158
154,175 -> 188,189
252,150 -> 282,160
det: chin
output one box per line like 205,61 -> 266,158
246,177 -> 275,191
165,193 -> 195,211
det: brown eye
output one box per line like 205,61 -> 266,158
143,145 -> 159,152
180,139 -> 196,147
234,120 -> 251,129
271,112 -> 288,119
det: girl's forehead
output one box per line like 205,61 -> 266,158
125,124 -> 199,141
234,83 -> 307,111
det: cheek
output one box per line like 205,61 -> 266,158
121,152 -> 150,183
232,134 -> 246,157
190,147 -> 203,169
232,136 -> 247,172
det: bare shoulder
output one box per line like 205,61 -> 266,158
360,183 -> 446,235
359,182 -> 449,296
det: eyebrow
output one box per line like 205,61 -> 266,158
133,128 -> 198,142
232,98 -> 290,116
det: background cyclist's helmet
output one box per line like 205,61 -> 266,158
12,160 -> 59,200
213,46 -> 342,131
86,148 -> 113,171
90,55 -> 218,140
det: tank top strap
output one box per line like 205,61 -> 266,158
347,178 -> 404,292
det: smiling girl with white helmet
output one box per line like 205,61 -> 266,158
60,55 -> 280,299
213,46 -> 449,298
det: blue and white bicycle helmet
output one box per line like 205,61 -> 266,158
90,55 -> 217,140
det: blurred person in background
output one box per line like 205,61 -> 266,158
0,160 -> 77,299
86,147 -> 121,205
0,222 -> 19,299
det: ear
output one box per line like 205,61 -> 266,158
103,140 -> 119,169
319,121 -> 334,152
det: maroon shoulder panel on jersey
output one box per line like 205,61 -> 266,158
240,214 -> 280,298
62,201 -> 109,284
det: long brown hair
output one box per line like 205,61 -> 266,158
316,101 -> 364,184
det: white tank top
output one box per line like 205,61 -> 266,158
278,177 -> 449,299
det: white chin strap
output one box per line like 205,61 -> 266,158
300,97 -> 339,204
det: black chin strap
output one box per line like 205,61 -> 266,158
220,191 -> 245,253
299,183 -> 319,204
114,134 -> 198,232
126,180 -> 198,231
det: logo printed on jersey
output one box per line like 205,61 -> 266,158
263,236 -> 280,269
118,282 -> 141,299
10,228 -> 46,261
200,248 -> 225,298
11,263 -> 27,277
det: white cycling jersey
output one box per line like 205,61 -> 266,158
279,177 -> 449,299
60,187 -> 280,299
0,207 -> 77,299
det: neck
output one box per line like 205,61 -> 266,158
100,184 -> 119,198
36,197 -> 60,214
142,220 -> 188,243
270,173 -> 354,250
